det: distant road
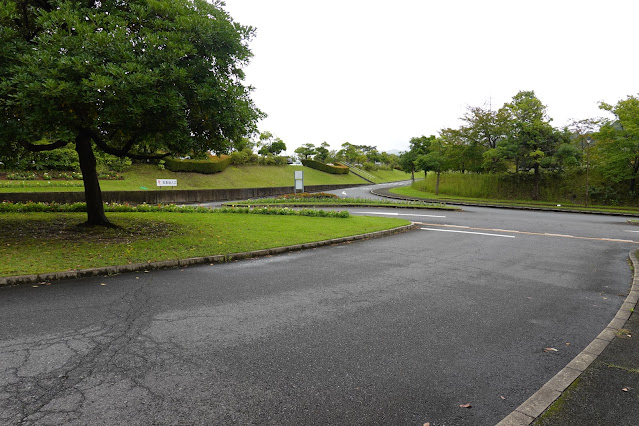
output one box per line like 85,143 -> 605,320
0,182 -> 634,425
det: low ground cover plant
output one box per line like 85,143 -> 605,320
3,171 -> 122,181
0,201 -> 350,218
229,195 -> 452,209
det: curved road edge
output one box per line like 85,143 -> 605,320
0,223 -> 420,288
496,250 -> 639,426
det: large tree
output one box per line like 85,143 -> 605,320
500,91 -> 564,199
595,95 -> 639,194
416,137 -> 449,195
0,0 -> 263,225
399,135 -> 433,181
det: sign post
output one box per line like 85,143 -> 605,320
156,179 -> 178,189
294,171 -> 304,193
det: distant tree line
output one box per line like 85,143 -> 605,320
398,90 -> 639,204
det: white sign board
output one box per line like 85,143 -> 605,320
294,170 -> 304,192
156,179 -> 177,187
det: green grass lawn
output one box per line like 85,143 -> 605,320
390,185 -> 639,215
0,212 -> 409,277
0,164 -> 412,193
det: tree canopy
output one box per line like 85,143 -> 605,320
595,95 -> 639,193
0,0 -> 264,225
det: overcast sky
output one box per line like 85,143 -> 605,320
223,0 -> 639,154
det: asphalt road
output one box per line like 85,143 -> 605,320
1,183 -> 636,425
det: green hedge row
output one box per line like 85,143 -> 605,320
164,156 -> 232,174
0,201 -> 350,218
301,159 -> 349,174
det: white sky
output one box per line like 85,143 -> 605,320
223,0 -> 639,154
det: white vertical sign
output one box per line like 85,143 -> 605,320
294,171 -> 304,192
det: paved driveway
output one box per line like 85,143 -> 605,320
0,186 -> 635,425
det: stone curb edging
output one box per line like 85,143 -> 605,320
496,249 -> 639,426
370,189 -> 639,218
0,223 -> 420,288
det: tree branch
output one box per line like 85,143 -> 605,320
18,139 -> 69,152
90,130 -> 169,160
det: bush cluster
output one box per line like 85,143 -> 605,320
229,149 -> 288,166
277,192 -> 339,200
164,156 -> 232,174
0,201 -> 350,218
0,144 -> 131,172
361,162 -> 392,172
301,159 -> 349,174
0,181 -> 84,188
4,171 -> 122,181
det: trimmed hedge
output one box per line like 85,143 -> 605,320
164,156 -> 232,174
0,201 -> 350,218
301,159 -> 349,174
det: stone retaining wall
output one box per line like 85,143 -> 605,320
1,184 -> 366,204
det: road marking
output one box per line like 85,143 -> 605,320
421,228 -> 515,238
354,211 -> 446,218
420,223 -> 639,244
342,191 -> 347,195
624,230 -> 639,233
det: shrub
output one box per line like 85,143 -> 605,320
301,159 -> 349,174
277,192 -> 339,200
230,148 -> 258,165
0,201 -> 350,218
164,155 -> 232,174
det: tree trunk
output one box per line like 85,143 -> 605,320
411,167 -> 415,181
75,130 -> 113,227
533,164 -> 540,201
435,171 -> 440,195
631,159 -> 639,195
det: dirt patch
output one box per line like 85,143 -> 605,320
0,215 -> 178,244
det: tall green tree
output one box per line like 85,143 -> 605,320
314,142 -> 331,162
399,135 -> 434,181
500,91 -> 561,199
257,131 -> 286,155
294,143 -> 316,159
456,105 -> 510,172
0,0 -> 263,225
595,95 -> 639,194
416,137 -> 449,194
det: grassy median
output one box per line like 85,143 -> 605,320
0,212 -> 409,277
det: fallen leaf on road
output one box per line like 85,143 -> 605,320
423,423 -> 431,426
500,395 -> 506,400
622,387 -> 629,392
100,283 -> 106,286
544,347 -> 558,353
459,403 -> 472,408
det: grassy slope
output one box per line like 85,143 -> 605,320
0,164 -> 412,192
0,212 -> 409,276
390,185 -> 639,214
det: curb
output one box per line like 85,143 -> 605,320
370,189 -> 639,218
496,250 -> 639,425
0,223 -> 420,288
